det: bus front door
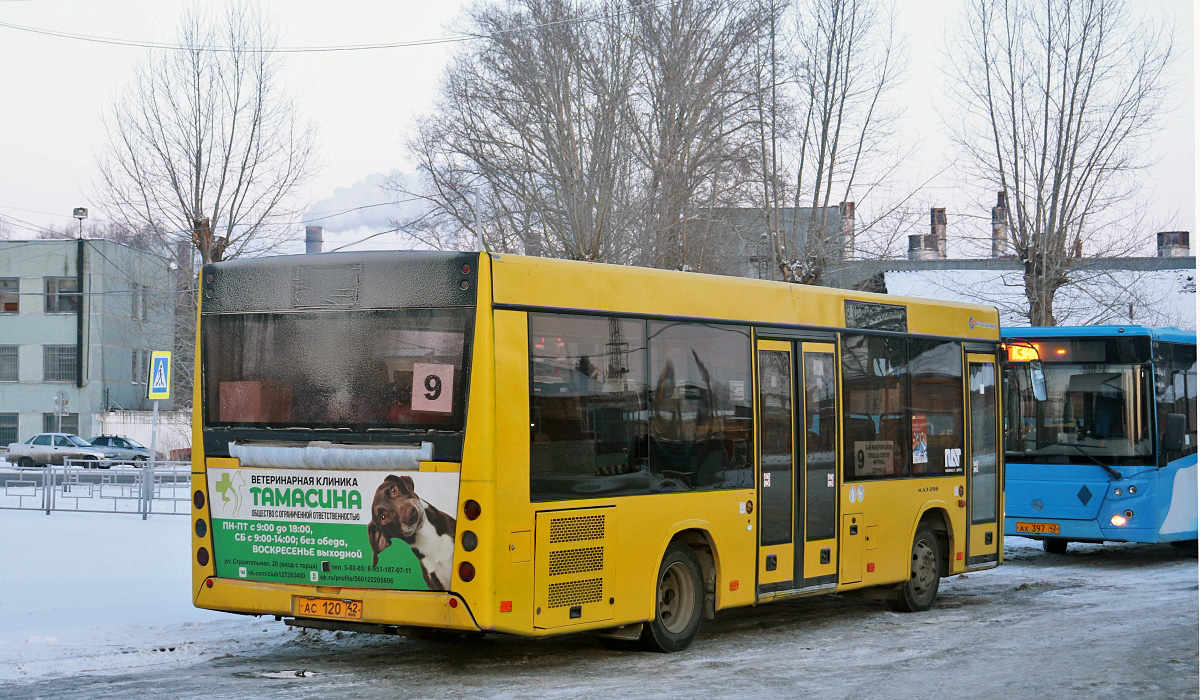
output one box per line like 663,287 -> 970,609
966,355 -> 1002,568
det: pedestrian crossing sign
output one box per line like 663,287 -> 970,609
148,351 -> 171,400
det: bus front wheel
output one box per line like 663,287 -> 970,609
639,543 -> 703,652
1042,539 -> 1068,555
887,524 -> 941,613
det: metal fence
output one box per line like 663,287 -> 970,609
0,460 -> 191,517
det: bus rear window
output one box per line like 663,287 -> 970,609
203,309 -> 472,431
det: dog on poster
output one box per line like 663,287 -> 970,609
367,474 -> 456,590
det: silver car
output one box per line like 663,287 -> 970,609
6,433 -> 118,468
87,435 -> 152,463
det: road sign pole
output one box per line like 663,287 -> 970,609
143,350 -> 169,520
143,400 -> 159,520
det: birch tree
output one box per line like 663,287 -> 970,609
397,0 -> 637,261
754,0 -> 907,285
96,2 -> 316,265
947,0 -> 1175,325
626,0 -> 763,271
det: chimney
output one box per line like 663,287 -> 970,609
839,201 -> 856,261
991,191 -> 1008,258
1157,231 -> 1190,258
931,207 -> 947,259
305,225 -> 324,254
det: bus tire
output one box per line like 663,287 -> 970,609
1042,539 -> 1068,555
886,523 -> 940,613
639,543 -> 703,652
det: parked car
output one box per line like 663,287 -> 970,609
87,435 -> 153,463
4,433 -> 119,468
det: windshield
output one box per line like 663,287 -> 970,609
203,309 -> 473,432
66,435 -> 92,447
124,438 -> 146,449
1005,363 -> 1153,465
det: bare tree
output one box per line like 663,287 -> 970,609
626,0 -> 764,271
96,2 -> 316,265
753,0 -> 908,285
947,0 -> 1175,325
395,0 -> 637,262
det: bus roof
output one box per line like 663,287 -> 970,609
1000,325 -> 1196,345
488,253 -> 1001,341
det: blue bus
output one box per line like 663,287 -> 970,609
1002,326 -> 1197,552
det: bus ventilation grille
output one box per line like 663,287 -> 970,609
548,546 -> 604,576
547,578 -> 604,608
548,514 -> 605,543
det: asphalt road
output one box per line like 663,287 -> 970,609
3,538 -> 1196,700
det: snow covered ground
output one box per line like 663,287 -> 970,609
0,508 -> 1196,699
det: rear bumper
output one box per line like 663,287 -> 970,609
195,578 -> 482,631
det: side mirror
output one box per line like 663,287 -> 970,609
1163,413 -> 1187,456
1029,361 -> 1047,402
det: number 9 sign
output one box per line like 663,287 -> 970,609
412,363 -> 455,414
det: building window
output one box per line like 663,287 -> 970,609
132,348 -> 148,384
44,345 -> 77,382
0,278 -> 17,313
0,345 -> 16,381
44,277 -> 80,314
131,283 -> 139,319
43,412 -> 79,435
0,413 -> 17,445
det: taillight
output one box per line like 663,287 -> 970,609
462,531 -> 478,552
463,500 -> 481,520
193,490 -> 205,509
459,561 -> 476,582
197,547 -> 209,566
195,519 -> 207,537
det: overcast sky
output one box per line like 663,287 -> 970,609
0,0 -> 1192,256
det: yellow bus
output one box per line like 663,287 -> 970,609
191,251 -> 1003,651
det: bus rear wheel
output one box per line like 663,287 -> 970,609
639,543 -> 703,653
1042,539 -> 1068,555
887,524 -> 940,613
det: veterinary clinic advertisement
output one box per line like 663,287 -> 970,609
207,468 -> 460,591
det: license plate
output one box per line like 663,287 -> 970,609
295,596 -> 362,620
1016,522 -> 1060,535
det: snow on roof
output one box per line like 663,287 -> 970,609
885,268 -> 1196,330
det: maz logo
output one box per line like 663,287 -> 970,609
1032,499 -> 1044,512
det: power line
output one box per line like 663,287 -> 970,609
328,228 -> 405,252
0,0 -> 682,54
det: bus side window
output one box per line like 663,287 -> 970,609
841,333 -> 910,481
528,314 -> 649,501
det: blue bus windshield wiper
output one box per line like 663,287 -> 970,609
1044,441 -> 1122,480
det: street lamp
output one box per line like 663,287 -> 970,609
72,207 -> 87,239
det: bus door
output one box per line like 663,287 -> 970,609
799,342 -> 839,587
756,340 -> 796,591
966,353 -> 1001,567
755,339 -> 841,594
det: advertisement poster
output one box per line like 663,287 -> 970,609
208,468 -> 459,590
912,413 -> 928,465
